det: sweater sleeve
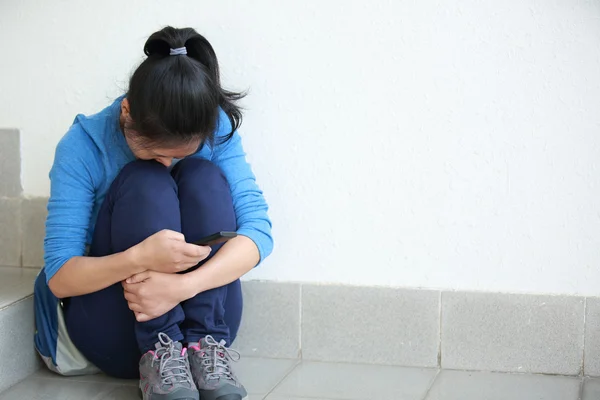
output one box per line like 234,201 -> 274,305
44,128 -> 100,282
208,113 -> 273,263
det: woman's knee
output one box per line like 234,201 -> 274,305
172,158 -> 236,242
171,158 -> 229,191
111,160 -> 177,200
102,160 -> 181,251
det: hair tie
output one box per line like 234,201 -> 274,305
169,47 -> 187,56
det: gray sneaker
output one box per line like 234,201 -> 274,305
188,336 -> 247,400
139,332 -> 199,400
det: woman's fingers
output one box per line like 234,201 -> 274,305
128,302 -> 143,312
135,312 -> 151,322
125,271 -> 151,284
181,243 -> 211,258
123,291 -> 138,303
163,229 -> 186,242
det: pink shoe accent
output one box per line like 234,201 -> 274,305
146,350 -> 157,359
188,345 -> 201,352
181,348 -> 188,357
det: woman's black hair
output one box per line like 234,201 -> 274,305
126,26 -> 244,146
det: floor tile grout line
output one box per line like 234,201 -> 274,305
578,376 -> 585,400
420,368 -> 441,400
288,357 -> 439,369
0,294 -> 33,312
439,365 -> 584,379
261,358 -> 303,399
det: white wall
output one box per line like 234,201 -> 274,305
1,0 -> 600,295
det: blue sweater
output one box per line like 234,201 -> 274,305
43,97 -> 273,282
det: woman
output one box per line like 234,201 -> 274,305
33,26 -> 273,400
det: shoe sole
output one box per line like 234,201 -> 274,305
139,387 -> 200,400
199,395 -> 248,400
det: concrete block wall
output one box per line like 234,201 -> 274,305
20,198 -> 47,267
0,129 -> 47,268
236,282 -> 600,377
0,129 -> 23,267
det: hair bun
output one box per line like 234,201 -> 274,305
142,27 -> 220,81
144,26 -> 189,57
144,38 -> 171,57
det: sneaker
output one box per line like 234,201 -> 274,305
139,332 -> 199,400
188,335 -> 248,400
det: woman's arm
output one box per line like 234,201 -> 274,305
183,235 -> 258,296
49,230 -> 211,298
44,129 -> 109,298
132,113 -> 272,299
123,235 -> 259,321
45,129 -> 210,298
196,114 -> 273,277
48,251 -> 143,298
211,112 -> 273,257
45,132 -> 143,298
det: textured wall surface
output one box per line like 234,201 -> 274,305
1,0 -> 600,294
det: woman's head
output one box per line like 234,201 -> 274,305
121,26 -> 244,166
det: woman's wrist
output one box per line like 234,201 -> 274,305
181,267 -> 209,299
124,245 -> 147,275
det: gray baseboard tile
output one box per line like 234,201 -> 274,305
0,129 -> 22,197
21,197 -> 48,267
584,297 -> 600,376
0,198 -> 21,266
441,291 -> 585,375
301,284 -> 440,367
235,281 -> 301,359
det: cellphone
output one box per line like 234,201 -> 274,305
193,231 -> 237,246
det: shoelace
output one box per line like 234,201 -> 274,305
153,333 -> 190,386
200,335 -> 241,381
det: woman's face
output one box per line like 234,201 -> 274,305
125,135 -> 201,167
120,99 -> 201,167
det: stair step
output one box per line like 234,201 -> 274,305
0,267 -> 41,392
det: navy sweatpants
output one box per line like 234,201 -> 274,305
63,158 -> 243,379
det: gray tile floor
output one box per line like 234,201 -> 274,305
0,357 -> 598,400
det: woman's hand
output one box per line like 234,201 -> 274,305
129,229 -> 211,274
122,270 -> 193,322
